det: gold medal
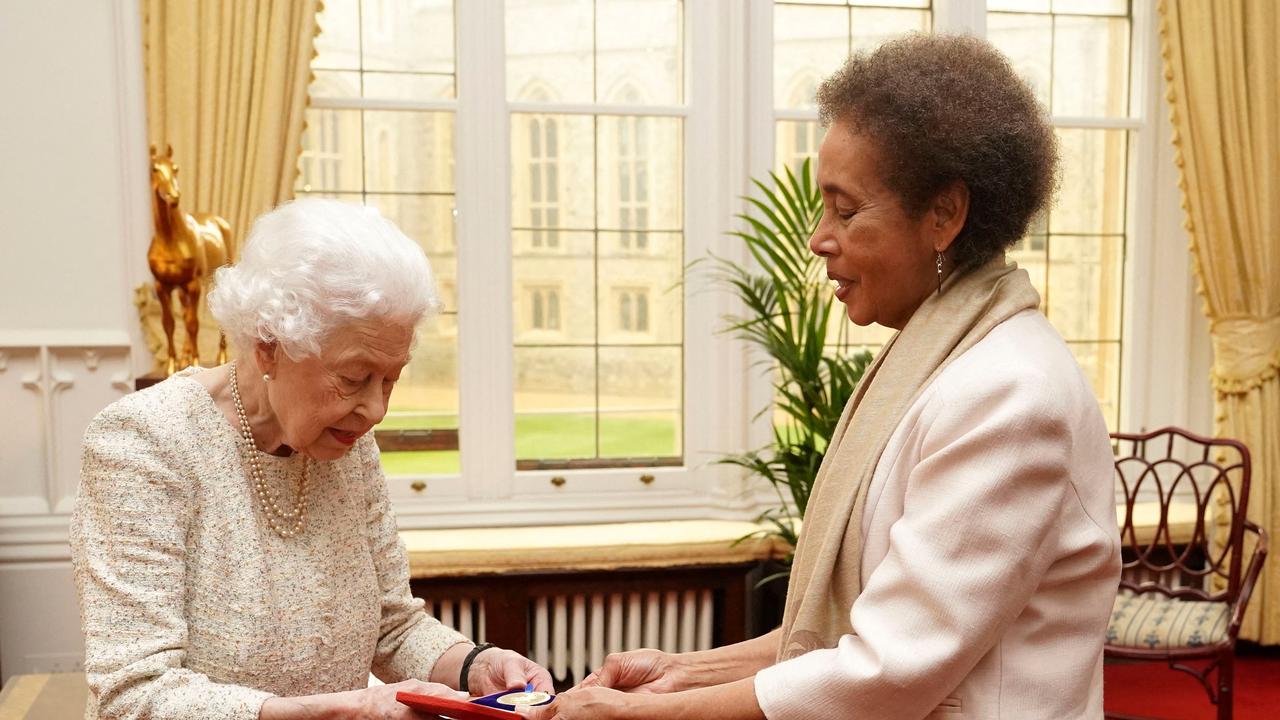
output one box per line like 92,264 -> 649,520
496,691 -> 552,706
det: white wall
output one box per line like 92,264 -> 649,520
0,0 -> 151,681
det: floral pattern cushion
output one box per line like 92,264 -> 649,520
1107,589 -> 1230,650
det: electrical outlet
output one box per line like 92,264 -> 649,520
23,652 -> 84,674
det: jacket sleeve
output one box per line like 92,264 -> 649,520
362,439 -> 470,683
70,404 -> 273,720
754,368 -> 1073,720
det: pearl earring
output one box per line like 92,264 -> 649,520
263,373 -> 271,383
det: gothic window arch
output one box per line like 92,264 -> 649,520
611,84 -> 649,251
521,84 -> 561,249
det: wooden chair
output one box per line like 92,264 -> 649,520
1106,427 -> 1268,720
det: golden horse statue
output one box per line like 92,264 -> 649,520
148,145 -> 234,374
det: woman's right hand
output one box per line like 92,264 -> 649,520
577,649 -> 687,694
578,631 -> 783,696
260,679 -> 469,720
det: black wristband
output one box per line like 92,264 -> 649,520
459,642 -> 496,694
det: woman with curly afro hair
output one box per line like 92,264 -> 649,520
529,33 -> 1120,720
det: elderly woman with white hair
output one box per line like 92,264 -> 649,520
70,199 -> 552,720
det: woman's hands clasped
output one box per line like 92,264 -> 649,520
521,649 -> 685,720
520,685 -> 638,720
577,648 -> 686,694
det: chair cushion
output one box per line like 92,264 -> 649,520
1107,590 -> 1230,650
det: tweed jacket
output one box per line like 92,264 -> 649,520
70,373 -> 468,719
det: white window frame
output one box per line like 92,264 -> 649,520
931,0 -> 1210,437
746,0 -> 1207,506
365,0 -> 750,529
357,0 -> 1205,528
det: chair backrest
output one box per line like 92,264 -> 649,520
1111,427 -> 1251,603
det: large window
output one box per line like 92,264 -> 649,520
987,0 -> 1131,430
773,0 -> 932,182
296,1 -> 1157,524
773,1 -> 931,353
299,0 -> 461,475
507,0 -> 685,470
770,0 -> 1131,430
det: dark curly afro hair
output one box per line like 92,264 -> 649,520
816,33 -> 1057,272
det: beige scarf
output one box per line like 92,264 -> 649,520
777,256 -> 1041,661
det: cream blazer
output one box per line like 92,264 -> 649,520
755,309 -> 1121,719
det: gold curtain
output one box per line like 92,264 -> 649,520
141,0 -> 320,364
1159,0 -> 1280,643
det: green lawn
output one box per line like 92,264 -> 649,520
376,412 -> 679,475
377,413 -> 458,431
379,449 -> 461,475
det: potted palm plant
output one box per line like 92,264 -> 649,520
701,159 -> 872,576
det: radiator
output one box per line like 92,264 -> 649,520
423,590 -> 716,685
424,597 -> 487,644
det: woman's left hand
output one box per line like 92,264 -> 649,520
520,686 -> 645,720
468,647 -> 555,696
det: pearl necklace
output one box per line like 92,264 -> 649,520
229,361 -> 309,538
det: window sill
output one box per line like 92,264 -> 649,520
1122,501 -> 1199,545
399,505 -> 1196,580
402,519 -> 784,579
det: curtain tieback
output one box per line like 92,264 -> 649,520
1210,314 -> 1280,394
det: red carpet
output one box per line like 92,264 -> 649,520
1104,644 -> 1280,719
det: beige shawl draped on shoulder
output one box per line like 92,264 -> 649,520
777,257 -> 1041,661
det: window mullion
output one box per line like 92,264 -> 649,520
934,0 -> 987,36
744,0 -> 777,492
674,0 -> 761,510
455,0 -> 515,500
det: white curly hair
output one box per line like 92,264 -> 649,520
208,198 -> 442,359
